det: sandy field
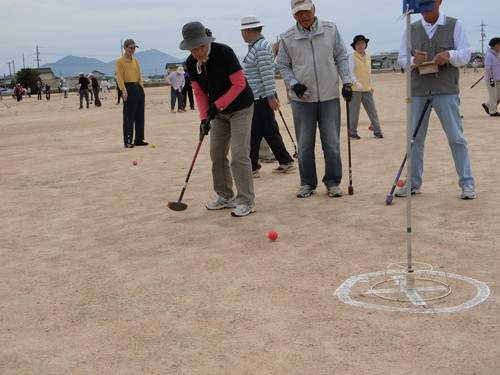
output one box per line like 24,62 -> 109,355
1,71 -> 499,374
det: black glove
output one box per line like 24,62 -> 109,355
207,103 -> 219,120
199,119 -> 211,139
341,83 -> 353,102
490,78 -> 495,88
292,83 -> 308,99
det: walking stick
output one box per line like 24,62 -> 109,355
346,101 -> 353,195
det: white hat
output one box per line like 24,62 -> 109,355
240,16 -> 265,30
177,66 -> 185,74
291,0 -> 314,15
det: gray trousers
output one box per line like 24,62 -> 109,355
209,104 -> 255,206
349,91 -> 382,134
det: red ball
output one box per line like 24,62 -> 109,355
268,230 -> 278,241
133,160 -> 138,166
397,179 -> 405,187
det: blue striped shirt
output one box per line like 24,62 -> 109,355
243,36 -> 276,100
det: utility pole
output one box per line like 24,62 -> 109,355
480,21 -> 486,57
36,45 -> 41,68
7,62 -> 12,77
12,60 -> 16,76
22,53 -> 25,69
120,40 -> 123,56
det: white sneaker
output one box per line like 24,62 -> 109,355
272,162 -> 297,174
231,204 -> 256,217
327,186 -> 342,197
395,183 -> 421,197
206,195 -> 237,210
296,185 -> 315,198
461,184 -> 476,199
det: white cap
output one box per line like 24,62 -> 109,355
240,15 -> 265,30
291,0 -> 314,15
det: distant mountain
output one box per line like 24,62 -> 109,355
41,49 -> 182,78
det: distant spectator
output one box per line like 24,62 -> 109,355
100,79 -> 109,99
88,73 -> 102,107
45,84 -> 51,100
37,83 -> 43,100
77,72 -> 90,109
166,66 -> 185,113
181,60 -> 195,110
14,84 -> 22,102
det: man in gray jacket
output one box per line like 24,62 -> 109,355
277,0 -> 352,198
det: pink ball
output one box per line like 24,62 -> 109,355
397,179 -> 405,187
133,160 -> 138,166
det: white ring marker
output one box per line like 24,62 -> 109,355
334,270 -> 490,314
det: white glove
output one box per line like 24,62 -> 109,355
354,81 -> 363,89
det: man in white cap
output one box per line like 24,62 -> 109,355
166,66 -> 185,113
115,39 -> 147,148
240,15 -> 296,178
277,0 -> 352,198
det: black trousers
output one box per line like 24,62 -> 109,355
182,77 -> 194,109
93,88 -> 101,107
250,97 -> 293,171
122,83 -> 145,144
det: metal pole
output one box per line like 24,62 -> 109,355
405,11 -> 413,274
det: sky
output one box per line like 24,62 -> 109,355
1,0 -> 499,77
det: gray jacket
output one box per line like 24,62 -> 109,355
278,19 -> 351,102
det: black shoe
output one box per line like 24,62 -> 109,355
133,140 -> 149,146
124,142 -> 134,148
490,112 -> 500,117
482,103 -> 490,115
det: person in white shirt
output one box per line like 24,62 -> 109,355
396,0 -> 475,200
100,79 -> 109,99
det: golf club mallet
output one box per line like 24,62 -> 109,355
345,100 -> 354,195
470,76 -> 483,89
385,98 -> 431,205
277,109 -> 298,158
167,116 -> 214,211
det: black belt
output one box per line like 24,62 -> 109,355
125,82 -> 140,86
254,96 -> 268,103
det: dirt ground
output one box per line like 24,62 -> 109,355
1,71 -> 499,375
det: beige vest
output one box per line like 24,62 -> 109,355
352,52 -> 371,92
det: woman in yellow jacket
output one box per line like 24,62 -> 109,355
348,35 -> 383,140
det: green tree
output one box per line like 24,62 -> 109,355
16,68 -> 41,90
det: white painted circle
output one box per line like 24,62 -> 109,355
334,269 -> 490,314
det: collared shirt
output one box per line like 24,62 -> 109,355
348,52 -> 372,88
115,55 -> 144,92
243,35 -> 276,99
398,13 -> 471,68
484,48 -> 500,81
166,72 -> 185,91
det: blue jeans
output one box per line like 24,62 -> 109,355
410,95 -> 474,188
291,99 -> 342,189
